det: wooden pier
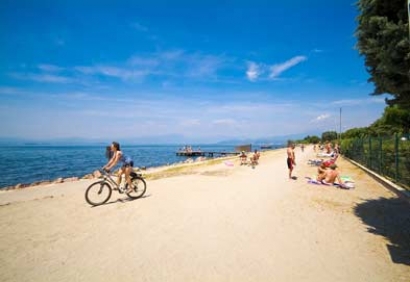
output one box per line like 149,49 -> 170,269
176,150 -> 240,157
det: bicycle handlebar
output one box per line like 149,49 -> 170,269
99,168 -> 116,178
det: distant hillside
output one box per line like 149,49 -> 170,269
0,132 -> 316,146
216,133 -> 309,146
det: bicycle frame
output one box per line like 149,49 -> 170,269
100,170 -> 122,190
85,169 -> 147,206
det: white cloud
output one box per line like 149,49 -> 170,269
331,97 -> 386,106
128,57 -> 159,67
158,50 -> 185,61
269,56 -> 307,78
75,65 -> 148,80
311,113 -> 330,123
212,119 -> 237,126
38,64 -> 64,72
184,54 -> 224,77
180,119 -> 201,127
22,73 -> 72,83
0,87 -> 28,95
246,62 -> 261,81
74,51 -> 227,81
131,22 -> 148,32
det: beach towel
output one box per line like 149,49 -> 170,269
224,161 -> 234,167
305,176 -> 355,189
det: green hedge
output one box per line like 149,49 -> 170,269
341,134 -> 410,190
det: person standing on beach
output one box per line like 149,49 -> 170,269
103,142 -> 134,193
287,142 -> 296,179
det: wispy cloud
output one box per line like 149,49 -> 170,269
311,113 -> 330,123
11,73 -> 72,83
74,65 -> 148,80
128,57 -> 160,67
246,62 -> 261,81
38,64 -> 64,72
312,48 -> 323,53
131,22 -> 148,32
8,50 -> 229,85
331,97 -> 385,106
180,119 -> 201,127
212,119 -> 237,126
269,56 -> 307,79
0,87 -> 29,95
127,50 -> 227,79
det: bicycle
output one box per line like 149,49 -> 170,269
85,169 -> 147,206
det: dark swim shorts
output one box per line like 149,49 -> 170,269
122,161 -> 134,168
287,158 -> 293,169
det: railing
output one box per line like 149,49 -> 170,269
341,134 -> 410,190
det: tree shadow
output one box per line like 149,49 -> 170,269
354,197 -> 410,265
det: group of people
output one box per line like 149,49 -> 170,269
287,142 -> 348,188
179,146 -> 201,153
239,150 -> 260,166
315,162 -> 346,187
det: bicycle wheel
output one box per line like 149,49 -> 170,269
126,176 -> 147,199
85,181 -> 112,206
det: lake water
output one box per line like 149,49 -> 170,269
0,144 -> 283,188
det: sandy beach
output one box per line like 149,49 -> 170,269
0,147 -> 409,282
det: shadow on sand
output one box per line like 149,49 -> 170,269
90,194 -> 151,208
354,197 -> 410,265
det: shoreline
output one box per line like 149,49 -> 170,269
0,149 -> 273,191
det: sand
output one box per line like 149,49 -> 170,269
0,147 -> 409,282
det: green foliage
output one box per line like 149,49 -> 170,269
302,135 -> 320,144
382,105 -> 410,133
342,127 -> 369,139
356,0 -> 410,109
321,131 -> 338,142
342,134 -> 410,189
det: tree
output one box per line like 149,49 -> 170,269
303,135 -> 321,144
321,131 -> 338,142
370,105 -> 410,134
356,0 -> 410,109
342,127 -> 369,139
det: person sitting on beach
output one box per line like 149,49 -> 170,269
325,141 -> 332,154
316,162 -> 328,182
103,141 -> 135,193
321,164 -> 346,187
250,150 -> 260,165
239,151 -> 247,165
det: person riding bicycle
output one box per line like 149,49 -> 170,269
103,141 -> 134,193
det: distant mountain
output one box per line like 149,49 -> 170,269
0,137 -> 107,146
216,133 -> 310,146
0,135 -> 206,146
0,132 -> 318,146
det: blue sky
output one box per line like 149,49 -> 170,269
0,0 -> 388,143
